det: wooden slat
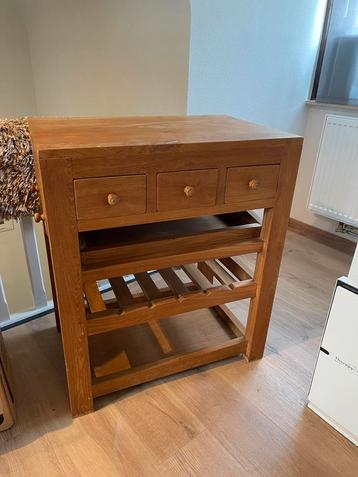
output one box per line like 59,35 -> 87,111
87,280 -> 256,336
158,268 -> 190,299
110,275 -> 175,353
213,304 -> 246,337
94,351 -> 131,378
197,262 -> 215,283
205,260 -> 236,286
109,276 -> 133,307
134,272 -> 173,354
148,320 -> 173,354
105,285 -> 181,307
182,264 -> 215,292
134,272 -> 161,302
83,282 -> 107,312
92,337 -> 248,397
219,257 -> 252,281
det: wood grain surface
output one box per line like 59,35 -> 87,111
28,115 -> 299,152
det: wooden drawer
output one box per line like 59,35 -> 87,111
225,165 -> 279,204
74,175 -> 146,220
157,169 -> 218,212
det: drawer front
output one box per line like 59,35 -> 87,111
225,165 -> 279,204
157,169 -> 218,212
74,175 -> 146,220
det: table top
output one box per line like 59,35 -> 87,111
28,115 -> 300,154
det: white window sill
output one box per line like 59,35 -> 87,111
306,100 -> 358,112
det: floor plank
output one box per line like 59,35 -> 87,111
0,230 -> 357,476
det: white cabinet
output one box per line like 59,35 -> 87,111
308,278 -> 358,446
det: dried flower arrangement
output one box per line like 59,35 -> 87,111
0,118 -> 39,221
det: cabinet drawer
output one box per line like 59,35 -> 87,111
157,169 -> 218,212
74,175 -> 146,220
225,165 -> 279,204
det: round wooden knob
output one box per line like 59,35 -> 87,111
248,179 -> 258,190
34,212 -> 45,223
107,193 -> 119,206
184,185 -> 195,197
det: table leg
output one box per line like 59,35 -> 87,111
245,141 -> 301,360
38,158 -> 93,416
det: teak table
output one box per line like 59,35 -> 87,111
29,115 -> 302,417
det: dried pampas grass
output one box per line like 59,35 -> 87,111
0,117 -> 39,220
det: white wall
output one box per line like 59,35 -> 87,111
0,0 -> 35,117
187,0 -> 353,237
17,0 -> 190,116
188,0 -> 327,134
348,245 -> 358,286
0,0 -> 46,314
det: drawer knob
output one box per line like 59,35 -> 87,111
107,193 -> 119,206
248,179 -> 258,190
34,212 -> 45,223
184,185 -> 195,197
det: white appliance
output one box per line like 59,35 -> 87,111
308,276 -> 358,445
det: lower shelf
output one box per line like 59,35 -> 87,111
84,256 -> 253,398
90,305 -> 247,398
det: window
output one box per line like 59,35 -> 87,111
312,0 -> 358,106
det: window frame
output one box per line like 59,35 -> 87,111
311,0 -> 334,100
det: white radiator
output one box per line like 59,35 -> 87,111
309,115 -> 358,228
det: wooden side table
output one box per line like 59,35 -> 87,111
29,115 -> 302,417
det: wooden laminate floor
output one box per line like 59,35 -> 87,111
1,230 -> 357,476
